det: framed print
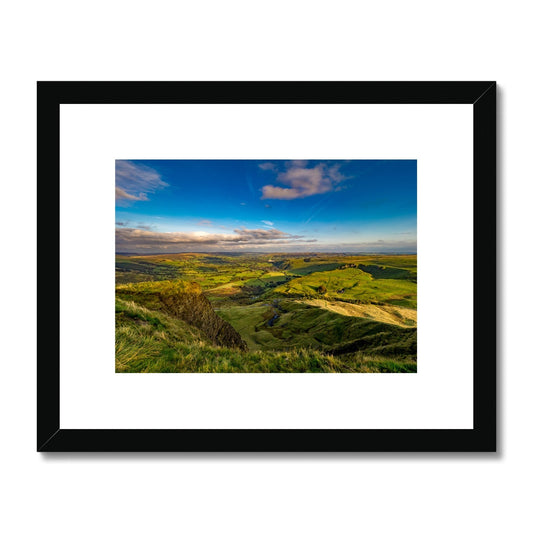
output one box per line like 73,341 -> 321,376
37,81 -> 496,451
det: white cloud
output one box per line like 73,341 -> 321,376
115,160 -> 168,205
115,187 -> 148,202
258,162 -> 277,171
115,226 -> 316,252
286,160 -> 307,168
261,161 -> 350,200
261,220 -> 274,226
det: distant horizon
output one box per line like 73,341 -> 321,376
116,159 -> 416,254
116,251 -> 417,256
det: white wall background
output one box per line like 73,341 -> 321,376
0,1 -> 528,532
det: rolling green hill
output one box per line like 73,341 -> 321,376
217,299 -> 416,355
116,295 -> 416,373
115,253 -> 417,373
272,267 -> 417,308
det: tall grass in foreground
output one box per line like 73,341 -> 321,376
116,298 -> 416,373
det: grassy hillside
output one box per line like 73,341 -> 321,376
272,267 -> 417,308
217,300 -> 416,354
116,296 -> 416,373
116,280 -> 247,350
115,253 -> 417,373
295,299 -> 416,327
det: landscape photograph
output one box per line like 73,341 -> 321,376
115,159 -> 417,373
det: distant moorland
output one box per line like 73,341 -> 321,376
116,253 -> 417,373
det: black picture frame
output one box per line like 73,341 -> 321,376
37,81 -> 496,452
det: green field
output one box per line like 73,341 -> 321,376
116,253 -> 417,373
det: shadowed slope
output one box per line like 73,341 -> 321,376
116,280 -> 247,351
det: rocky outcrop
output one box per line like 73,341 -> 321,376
156,282 -> 247,351
117,281 -> 247,351
116,281 -> 248,350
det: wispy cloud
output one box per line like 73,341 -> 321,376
261,161 -> 351,200
115,160 -> 168,205
261,220 -> 274,226
336,239 -> 417,252
285,160 -> 307,168
303,194 -> 333,225
258,162 -> 277,171
136,223 -> 156,231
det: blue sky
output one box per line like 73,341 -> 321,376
115,159 -> 416,254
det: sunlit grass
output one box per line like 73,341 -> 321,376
115,253 -> 417,373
